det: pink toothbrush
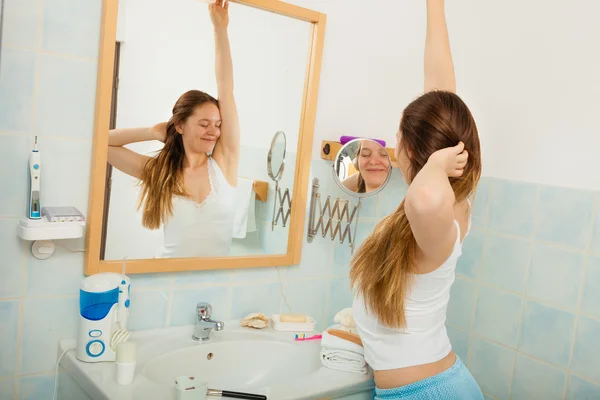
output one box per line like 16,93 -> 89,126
295,333 -> 322,341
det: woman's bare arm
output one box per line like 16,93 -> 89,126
424,0 -> 456,93
107,124 -> 164,179
209,0 -> 240,182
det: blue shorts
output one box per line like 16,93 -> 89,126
374,356 -> 484,400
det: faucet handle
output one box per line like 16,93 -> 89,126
196,302 -> 212,319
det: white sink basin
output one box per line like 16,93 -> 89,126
140,330 -> 322,391
58,322 -> 374,400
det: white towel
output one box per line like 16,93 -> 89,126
320,348 -> 368,375
320,330 -> 367,374
232,178 -> 257,239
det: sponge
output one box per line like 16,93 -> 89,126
280,313 -> 307,323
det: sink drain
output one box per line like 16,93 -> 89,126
207,353 -> 214,360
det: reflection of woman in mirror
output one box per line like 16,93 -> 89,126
342,140 -> 391,193
106,0 -> 239,258
350,0 -> 484,399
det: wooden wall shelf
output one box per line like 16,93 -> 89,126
253,180 -> 268,202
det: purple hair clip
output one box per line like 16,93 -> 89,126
339,135 -> 386,148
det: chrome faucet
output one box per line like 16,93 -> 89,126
192,302 -> 224,341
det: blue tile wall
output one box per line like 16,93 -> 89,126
18,374 -> 54,400
2,1 -> 600,399
456,227 -> 485,278
536,186 -> 594,250
41,0 -> 102,58
35,54 -> 98,139
518,300 -> 576,369
447,277 -> 477,331
480,233 -> 529,293
0,220 -> 25,298
510,354 -> 566,400
571,316 -> 600,382
446,325 -> 470,362
526,244 -> 584,311
448,179 -> 599,399
487,179 -> 538,237
0,48 -> 36,134
0,301 -> 20,377
467,337 -> 516,399
0,133 -> 30,217
1,0 -> 39,50
581,255 -> 600,318
567,375 -> 600,400
0,379 -> 15,400
473,286 -> 523,348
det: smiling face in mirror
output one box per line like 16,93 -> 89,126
100,0 -> 312,261
176,101 -> 222,155
334,139 -> 392,196
356,140 -> 391,192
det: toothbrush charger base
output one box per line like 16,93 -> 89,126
17,218 -> 85,241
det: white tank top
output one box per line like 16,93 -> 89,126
156,157 -> 236,258
352,207 -> 471,371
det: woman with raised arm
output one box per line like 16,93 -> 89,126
350,0 -> 484,398
107,0 -> 240,258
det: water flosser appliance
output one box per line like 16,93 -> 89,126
76,272 -> 131,362
28,136 -> 41,219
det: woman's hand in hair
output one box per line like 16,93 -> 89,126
209,0 -> 229,31
428,142 -> 468,178
151,122 -> 167,143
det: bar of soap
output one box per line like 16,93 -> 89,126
280,313 -> 307,323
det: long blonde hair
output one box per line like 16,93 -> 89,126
138,90 -> 219,229
349,91 -> 481,328
354,141 -> 366,193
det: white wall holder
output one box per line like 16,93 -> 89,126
17,218 -> 86,259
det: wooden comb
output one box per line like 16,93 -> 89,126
326,328 -> 363,347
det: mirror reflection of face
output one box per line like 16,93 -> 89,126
177,103 -> 222,154
357,140 -> 390,192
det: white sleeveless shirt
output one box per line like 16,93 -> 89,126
352,210 -> 471,371
156,157 -> 236,258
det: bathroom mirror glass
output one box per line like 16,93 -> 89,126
267,131 -> 286,182
94,0 -> 322,264
333,139 -> 392,198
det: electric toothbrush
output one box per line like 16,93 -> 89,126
28,136 -> 41,219
117,278 -> 130,330
117,257 -> 130,330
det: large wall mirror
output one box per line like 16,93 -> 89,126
85,0 -> 326,275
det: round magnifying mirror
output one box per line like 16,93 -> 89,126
332,138 -> 392,198
267,131 -> 286,182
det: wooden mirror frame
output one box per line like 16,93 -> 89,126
84,0 -> 326,275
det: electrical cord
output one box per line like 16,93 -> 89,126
276,266 -> 292,313
53,346 -> 76,400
